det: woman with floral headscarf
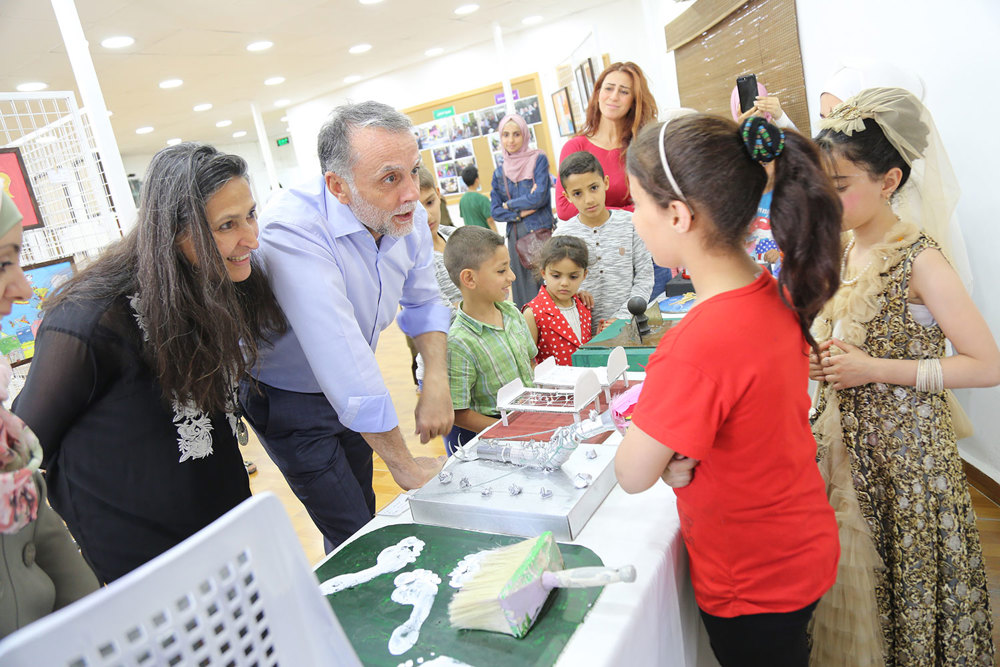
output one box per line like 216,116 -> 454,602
810,88 -> 999,665
0,192 -> 98,638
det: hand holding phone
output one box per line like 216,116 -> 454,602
736,74 -> 759,114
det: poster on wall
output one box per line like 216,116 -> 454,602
551,87 -> 576,137
431,145 -> 453,164
0,147 -> 45,229
514,96 -> 542,125
0,257 -> 75,366
576,60 -> 596,106
453,112 -> 480,140
477,106 -> 505,135
418,117 -> 457,149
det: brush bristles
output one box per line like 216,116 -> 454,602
449,534 -> 551,635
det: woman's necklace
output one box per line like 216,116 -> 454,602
840,236 -> 875,286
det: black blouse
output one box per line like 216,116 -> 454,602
12,294 -> 250,583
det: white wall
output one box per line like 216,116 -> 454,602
285,0 -> 687,181
795,0 -> 1000,481
121,137 -> 301,209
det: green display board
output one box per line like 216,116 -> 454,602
572,302 -> 682,371
317,524 -> 604,666
572,320 -> 650,371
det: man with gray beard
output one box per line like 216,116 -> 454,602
242,101 -> 452,551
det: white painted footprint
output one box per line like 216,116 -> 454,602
319,536 -> 425,595
388,569 -> 441,656
447,553 -> 485,589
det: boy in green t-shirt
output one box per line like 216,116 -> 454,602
442,226 -> 535,454
458,165 -> 497,232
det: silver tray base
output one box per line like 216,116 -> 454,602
408,442 -> 618,541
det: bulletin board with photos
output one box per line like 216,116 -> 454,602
403,73 -> 555,203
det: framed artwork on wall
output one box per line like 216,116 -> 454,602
576,58 -> 596,106
582,58 -> 596,90
0,256 -> 75,366
551,87 -> 577,137
0,147 -> 44,229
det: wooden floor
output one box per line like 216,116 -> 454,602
245,319 -> 1000,654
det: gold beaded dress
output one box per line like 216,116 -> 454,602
809,221 -> 994,666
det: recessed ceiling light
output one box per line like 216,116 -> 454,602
101,35 -> 135,49
522,15 -> 543,25
159,78 -> 183,89
136,126 -> 154,135
232,130 -> 247,138
275,99 -> 291,108
425,47 -> 444,57
246,40 -> 273,52
280,116 -> 289,122
343,75 -> 362,84
193,103 -> 213,112
348,43 -> 372,54
16,82 -> 48,92
454,4 -> 479,15
359,0 -> 384,4
264,76 -> 285,86
166,138 -> 183,146
216,119 -> 232,128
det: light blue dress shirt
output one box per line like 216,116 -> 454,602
253,175 -> 451,433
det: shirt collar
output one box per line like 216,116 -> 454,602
324,184 -> 367,239
455,301 -> 511,333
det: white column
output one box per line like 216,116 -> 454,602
493,23 -> 515,116
251,102 -> 280,199
50,0 -> 137,229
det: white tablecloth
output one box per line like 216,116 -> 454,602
322,483 -> 718,666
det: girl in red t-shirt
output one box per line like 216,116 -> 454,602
522,236 -> 592,365
615,113 -> 843,667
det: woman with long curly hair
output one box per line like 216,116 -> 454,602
13,143 -> 285,583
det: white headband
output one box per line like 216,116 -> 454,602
656,109 -> 697,202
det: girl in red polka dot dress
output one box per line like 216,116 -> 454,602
522,236 -> 593,365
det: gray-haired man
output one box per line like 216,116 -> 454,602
241,101 -> 451,551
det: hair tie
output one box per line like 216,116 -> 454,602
740,117 -> 785,164
657,119 -> 687,202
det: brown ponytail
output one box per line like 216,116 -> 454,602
768,130 -> 843,351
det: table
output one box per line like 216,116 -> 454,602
321,485 -> 716,666
319,428 -> 719,666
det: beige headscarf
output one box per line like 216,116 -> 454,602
819,87 -> 972,292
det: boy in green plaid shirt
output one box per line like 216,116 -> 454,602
442,226 -> 536,454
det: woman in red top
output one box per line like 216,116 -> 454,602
555,61 -> 657,221
615,114 -> 843,667
523,236 -> 592,365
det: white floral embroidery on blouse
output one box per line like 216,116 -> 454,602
129,294 -> 239,462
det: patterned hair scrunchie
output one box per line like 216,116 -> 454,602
740,117 -> 785,164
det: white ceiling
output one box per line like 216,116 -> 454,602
0,0 -> 616,156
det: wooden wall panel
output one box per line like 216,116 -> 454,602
671,0 -> 811,136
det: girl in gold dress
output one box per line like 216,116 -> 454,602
809,88 -> 999,666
